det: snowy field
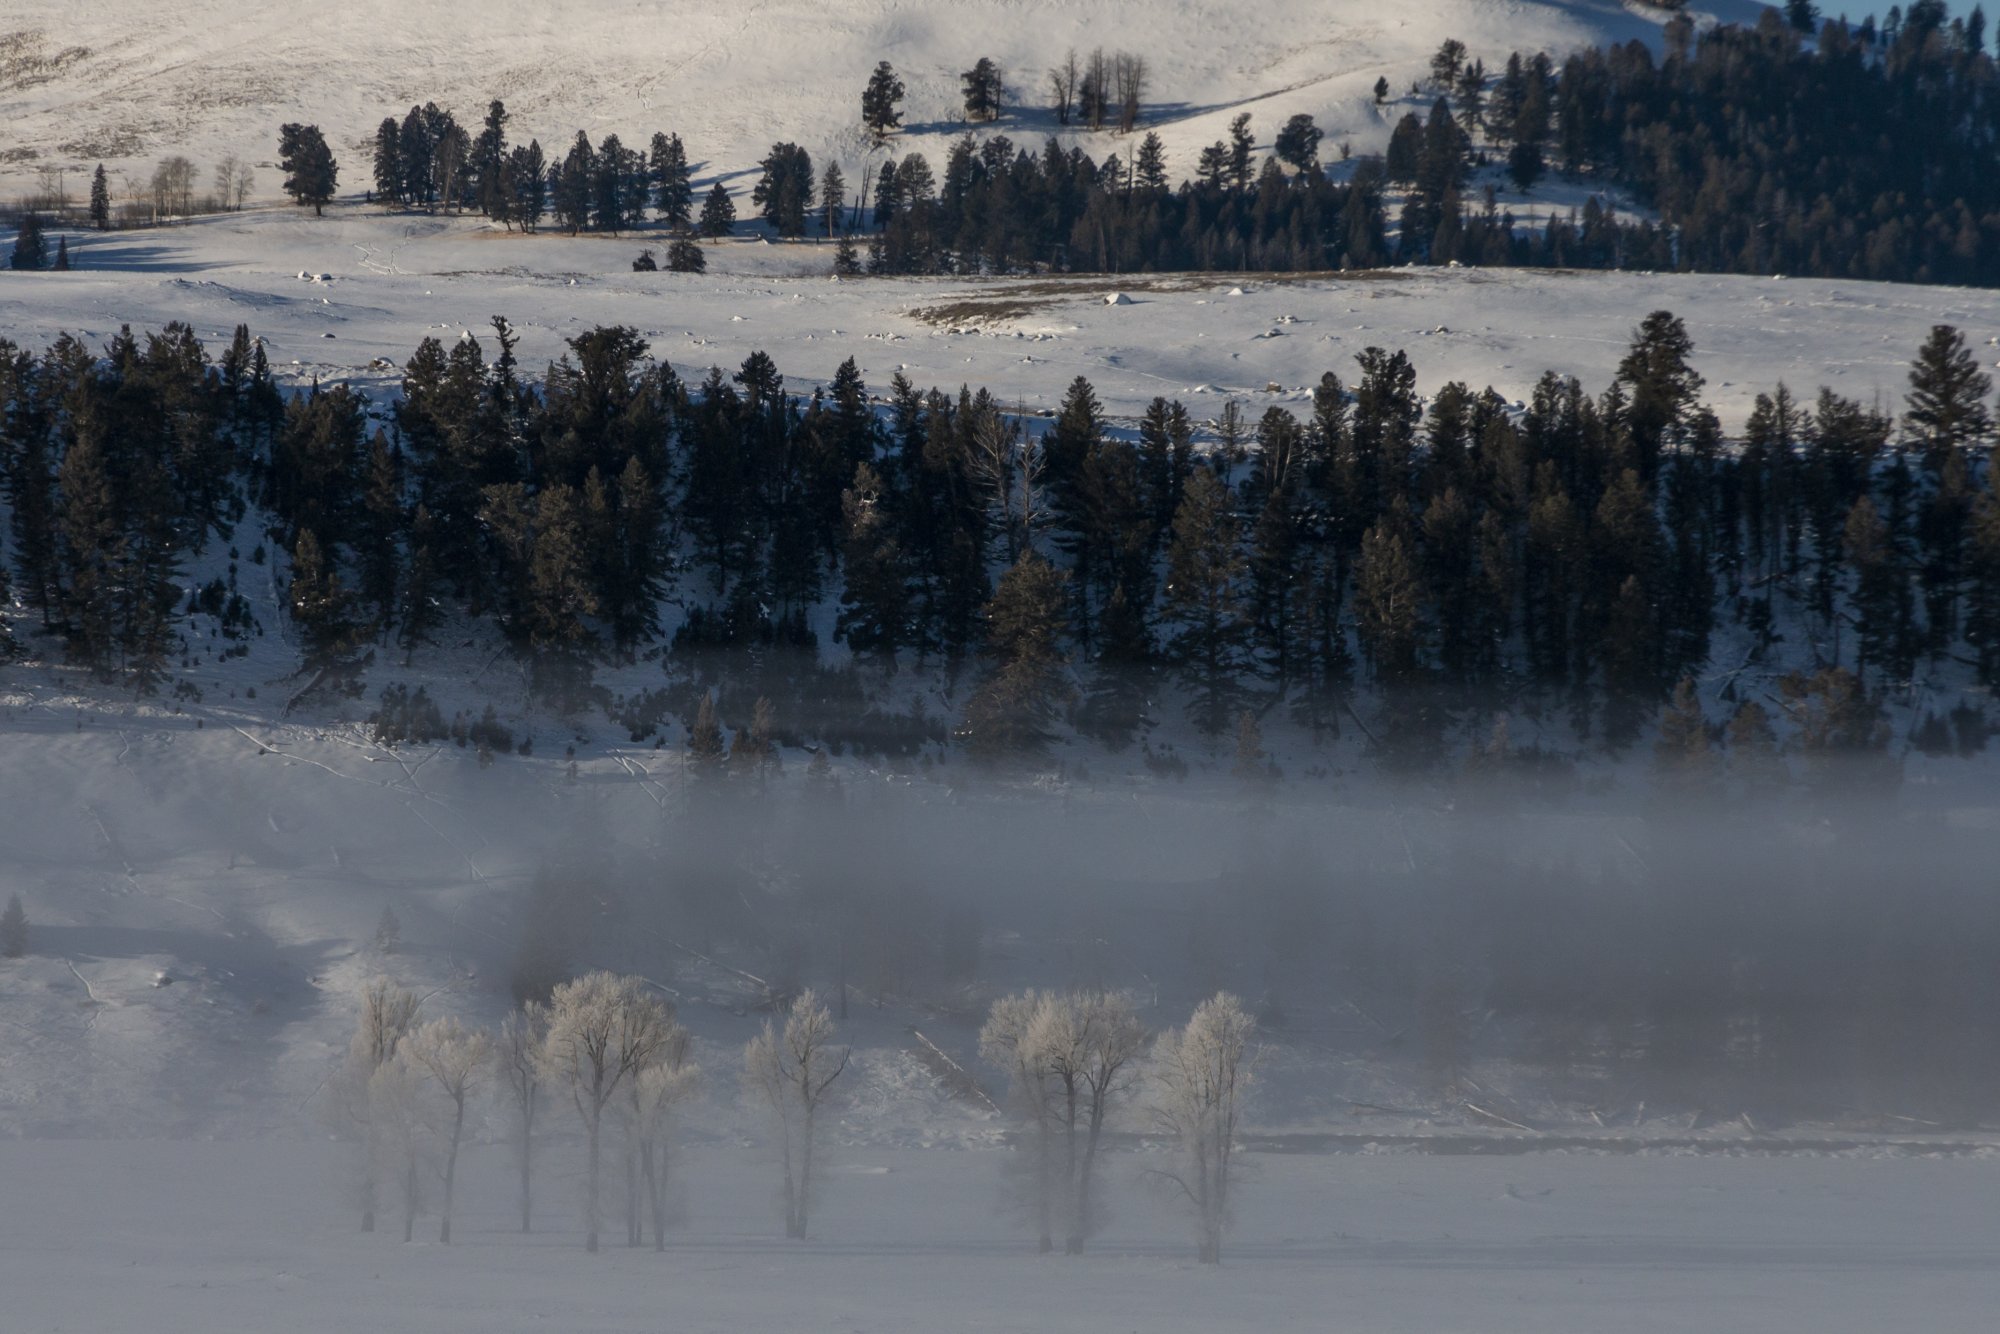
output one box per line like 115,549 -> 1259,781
2,1139 -> 1996,1333
6,204 -> 1997,437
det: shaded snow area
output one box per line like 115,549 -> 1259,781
2,1140 -> 1997,1334
0,0 -> 1771,202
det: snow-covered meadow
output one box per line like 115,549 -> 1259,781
5,1138 -> 1999,1334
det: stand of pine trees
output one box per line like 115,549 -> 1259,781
320,9 -> 2000,285
2,313 -> 1994,779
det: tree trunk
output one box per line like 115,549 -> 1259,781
402,1156 -> 418,1243
585,1116 -> 601,1252
519,1113 -> 533,1233
440,1098 -> 463,1244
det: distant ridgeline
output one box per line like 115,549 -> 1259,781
273,3 -> 2000,286
0,311 -> 1995,782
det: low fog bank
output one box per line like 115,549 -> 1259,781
3,702 -> 1997,1140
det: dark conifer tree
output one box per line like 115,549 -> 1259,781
667,237 -> 707,272
9,214 -> 46,270
650,133 -> 693,229
278,123 -> 338,215
373,118 -> 405,204
752,143 -> 815,237
862,62 -> 907,144
698,182 -> 736,239
88,165 -> 110,230
1903,324 -> 1991,473
1164,468 -> 1249,736
962,551 -> 1072,758
962,57 -> 1004,122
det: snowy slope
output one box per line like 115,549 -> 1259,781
0,0 -> 1770,202
4,205 -> 1989,433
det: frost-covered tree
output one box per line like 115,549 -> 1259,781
1147,992 -> 1254,1263
1041,991 -> 1145,1252
496,1000 -> 547,1232
0,893 -> 27,957
539,972 -> 677,1251
369,1048 -> 428,1241
743,988 -> 848,1238
982,990 -> 1145,1252
628,1025 -> 700,1249
399,1016 -> 491,1243
979,990 -> 1062,1250
335,981 -> 420,1232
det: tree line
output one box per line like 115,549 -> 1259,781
234,5 -> 2000,287
330,972 -> 1252,1261
1,312 -> 1996,777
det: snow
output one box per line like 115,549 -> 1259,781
0,1139 -> 1995,1333
4,204 -> 1993,436
2,6 -> 1994,1321
0,0 -> 1771,204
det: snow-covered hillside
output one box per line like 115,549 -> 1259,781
0,0 -> 1768,202
4,204 -> 1986,433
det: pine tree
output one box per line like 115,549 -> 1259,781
1227,113 -> 1256,191
89,165 -> 110,230
1356,520 -> 1423,682
650,133 -> 694,229
373,118 -> 405,205
863,62 -> 907,144
1374,76 -> 1391,105
833,232 -> 862,276
1164,469 -> 1249,737
698,182 -> 736,239
1133,132 -> 1169,192
278,123 -> 339,215
1274,114 -> 1323,172
9,213 -> 46,270
962,551 -> 1072,758
0,893 -> 25,958
819,163 -> 846,238
290,528 -> 359,666
962,57 -> 1004,122
688,691 -> 726,771
752,142 -> 815,237
836,461 -> 908,662
667,237 -> 707,272
1903,324 -> 1992,473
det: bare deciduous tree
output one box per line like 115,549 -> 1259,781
1114,54 -> 1149,133
631,1030 -> 701,1250
981,989 -> 1145,1253
1033,990 -> 1145,1253
1048,49 -> 1080,126
1147,992 -> 1255,1263
331,981 -> 420,1232
979,989 -> 1062,1251
496,999 -> 547,1232
743,988 -> 848,1238
399,1015 -> 491,1244
368,1046 -> 428,1242
539,972 -> 676,1251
